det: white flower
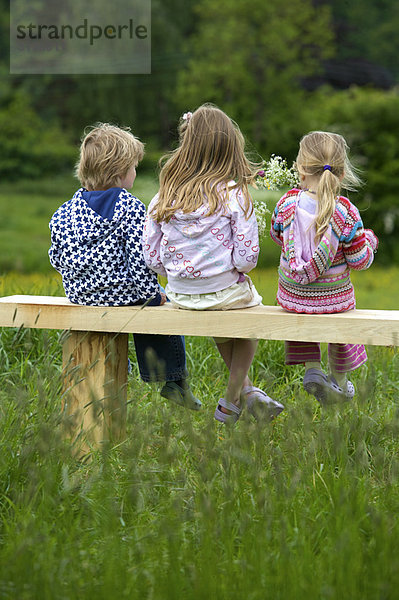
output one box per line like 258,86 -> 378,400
257,155 -> 299,191
254,200 -> 270,237
254,155 -> 299,236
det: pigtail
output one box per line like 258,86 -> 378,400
296,131 -> 362,242
315,168 -> 341,240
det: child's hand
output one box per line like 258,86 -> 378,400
365,229 -> 379,253
160,293 -> 167,305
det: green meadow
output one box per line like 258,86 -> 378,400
1,176 -> 399,599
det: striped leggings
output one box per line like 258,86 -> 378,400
285,341 -> 367,373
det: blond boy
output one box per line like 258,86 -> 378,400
49,123 -> 200,409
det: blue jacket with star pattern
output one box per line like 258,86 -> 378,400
49,187 -> 162,306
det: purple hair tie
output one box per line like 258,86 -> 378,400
323,164 -> 332,171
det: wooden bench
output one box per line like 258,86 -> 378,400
1,294 -> 398,450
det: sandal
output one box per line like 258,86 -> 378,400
160,381 -> 202,411
241,386 -> 285,421
329,376 -> 355,400
214,398 -> 241,424
303,368 -> 352,405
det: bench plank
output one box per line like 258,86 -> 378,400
0,294 -> 399,346
1,293 -> 398,452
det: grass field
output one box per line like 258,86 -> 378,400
1,177 -> 399,599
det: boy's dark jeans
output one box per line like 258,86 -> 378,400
132,333 -> 188,383
129,291 -> 187,383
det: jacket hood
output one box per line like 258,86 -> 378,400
169,204 -> 226,239
152,187 -> 232,239
286,199 -> 340,285
71,187 -> 129,243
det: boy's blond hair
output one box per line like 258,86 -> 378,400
296,131 -> 361,240
152,104 -> 259,223
76,123 -> 144,190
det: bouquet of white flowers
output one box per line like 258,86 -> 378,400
253,155 -> 299,235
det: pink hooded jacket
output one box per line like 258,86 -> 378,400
142,186 -> 259,294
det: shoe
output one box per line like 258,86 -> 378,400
303,368 -> 353,405
214,398 -> 241,424
160,381 -> 202,411
241,386 -> 285,421
329,376 -> 355,399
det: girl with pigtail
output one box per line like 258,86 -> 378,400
270,131 -> 378,404
143,104 -> 284,423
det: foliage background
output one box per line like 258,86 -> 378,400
1,0 -> 399,264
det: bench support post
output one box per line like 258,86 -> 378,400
62,331 -> 128,451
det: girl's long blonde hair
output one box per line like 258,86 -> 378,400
296,131 -> 361,240
152,104 -> 259,223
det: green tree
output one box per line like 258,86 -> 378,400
304,86 -> 399,263
2,0 -> 197,148
176,0 -> 333,156
328,0 -> 399,80
0,91 -> 75,180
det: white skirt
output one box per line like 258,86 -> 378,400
165,275 -> 262,311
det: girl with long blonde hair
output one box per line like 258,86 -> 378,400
143,104 -> 284,423
270,131 -> 378,403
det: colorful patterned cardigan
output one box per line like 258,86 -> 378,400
270,189 -> 378,314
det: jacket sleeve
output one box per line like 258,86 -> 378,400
341,206 -> 378,271
269,194 -> 286,247
125,198 -> 163,304
229,189 -> 260,273
142,196 -> 167,278
48,212 -> 63,272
